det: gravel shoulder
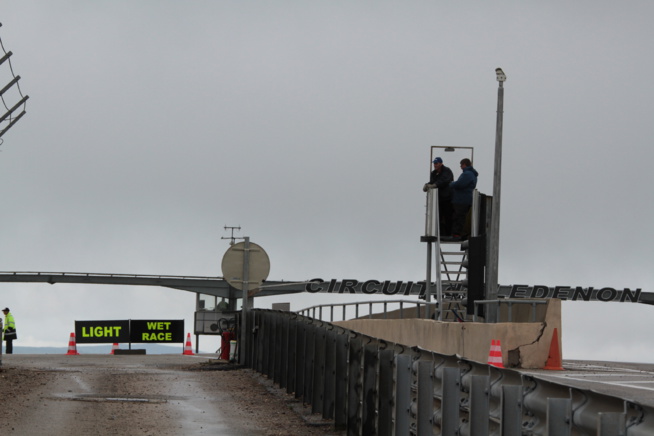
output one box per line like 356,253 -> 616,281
0,354 -> 344,436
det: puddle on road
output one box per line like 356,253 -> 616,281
71,396 -> 168,404
50,393 -> 251,435
51,393 -> 181,404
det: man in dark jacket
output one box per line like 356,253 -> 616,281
449,158 -> 478,240
423,157 -> 454,236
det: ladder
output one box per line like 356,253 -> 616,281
423,183 -> 484,321
437,239 -> 469,321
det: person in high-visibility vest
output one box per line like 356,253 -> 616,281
2,308 -> 16,354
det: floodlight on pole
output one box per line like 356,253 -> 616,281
495,68 -> 506,82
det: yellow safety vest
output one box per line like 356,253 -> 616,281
4,313 -> 15,330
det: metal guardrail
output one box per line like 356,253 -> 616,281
244,309 -> 654,435
297,299 -> 439,322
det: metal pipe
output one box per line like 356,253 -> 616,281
471,190 -> 480,237
487,69 -> 506,302
0,95 -> 29,124
0,51 -> 12,66
425,190 -> 434,317
433,189 -> 443,320
239,237 -> 250,365
0,75 -> 20,97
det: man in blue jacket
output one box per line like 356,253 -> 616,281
449,158 -> 478,240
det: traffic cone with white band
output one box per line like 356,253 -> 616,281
183,333 -> 194,355
66,332 -> 80,355
487,339 -> 504,368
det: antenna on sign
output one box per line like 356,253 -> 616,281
222,225 -> 242,246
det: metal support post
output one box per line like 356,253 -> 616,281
488,68 -> 506,301
434,191 -> 443,321
471,190 -> 480,237
395,354 -> 412,436
426,243 -> 435,319
425,188 -> 442,320
240,237 -> 250,365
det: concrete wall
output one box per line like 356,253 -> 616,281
334,298 -> 562,369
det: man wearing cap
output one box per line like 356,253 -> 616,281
2,307 -> 16,354
423,157 -> 454,236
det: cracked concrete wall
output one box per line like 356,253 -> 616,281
334,299 -> 561,369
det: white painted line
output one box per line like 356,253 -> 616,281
603,382 -> 654,392
564,364 -> 654,375
559,373 -> 651,378
555,376 -> 654,392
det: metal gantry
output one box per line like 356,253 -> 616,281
0,23 -> 28,141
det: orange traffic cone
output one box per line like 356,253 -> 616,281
487,339 -> 504,368
66,332 -> 80,355
110,343 -> 119,354
544,328 -> 564,370
183,333 -> 194,355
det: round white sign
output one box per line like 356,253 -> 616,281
221,241 -> 270,290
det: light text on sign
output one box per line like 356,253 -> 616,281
81,325 -> 123,338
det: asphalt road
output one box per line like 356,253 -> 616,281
2,353 -> 653,435
519,360 -> 654,408
0,354 -> 338,436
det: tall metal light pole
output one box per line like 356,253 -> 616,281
487,68 -> 506,301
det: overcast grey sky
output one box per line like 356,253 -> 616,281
1,1 -> 652,359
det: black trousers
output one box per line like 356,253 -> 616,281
452,203 -> 471,237
5,338 -> 13,354
439,198 -> 453,236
